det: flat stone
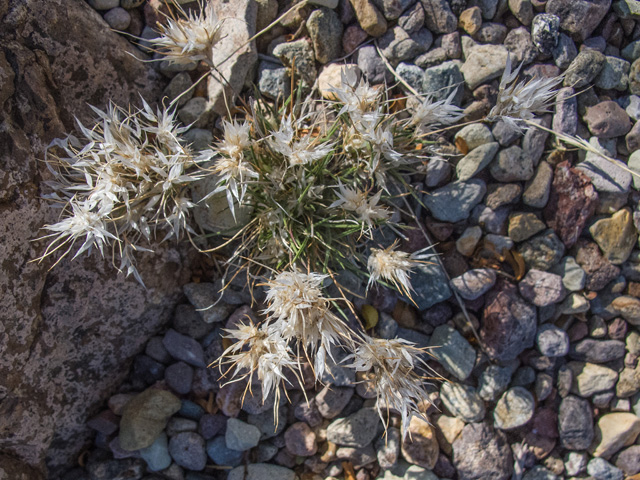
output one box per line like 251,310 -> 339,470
227,464 -> 297,480
614,445 -> 640,475
523,161 -> 553,208
429,325 -> 476,380
478,363 -> 516,401
563,49 -> 606,88
284,422 -> 317,457
441,381 -> 486,422
590,412 -> 640,459
450,268 -> 497,301
460,45 -> 509,89
546,0 -> 611,41
587,458 -> 624,480
558,395 -> 594,450
569,361 -> 619,397
590,208 -> 637,265
552,33 -> 578,69
485,183 -> 522,210
552,256 -> 586,291
315,385 -> 354,419
119,389 -> 182,451
494,387 -> 535,430
350,0 -> 388,37
536,324 -> 570,357
575,240 -> 621,291
326,408 -> 380,448
168,432 -> 207,471
403,262 -> 452,311
307,7 -> 343,64
553,87 -> 578,135
140,432 -> 171,472
379,26 -> 429,66
162,329 -> 206,368
577,139 -> 632,194
490,145 -> 534,182
519,269 -> 565,307
570,339 -> 626,363
421,0 -> 458,33
456,142 -> 499,181
257,61 -> 290,101
595,56 -> 630,91
611,296 -> 640,325
517,230 -> 565,271
422,60 -> 464,103
508,213 -> 546,242
226,418 -> 261,452
401,416 -> 439,469
459,7 -> 483,35
423,179 -> 486,223
452,422 -> 513,480
585,101 -> 632,139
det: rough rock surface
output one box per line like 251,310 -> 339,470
0,0 -> 192,477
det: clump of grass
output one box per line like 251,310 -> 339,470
39,0 -> 580,435
37,100 -> 209,284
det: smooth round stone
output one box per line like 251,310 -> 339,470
226,418 -> 261,452
590,412 -> 640,459
168,432 -> 207,471
401,416 -> 439,469
429,325 -> 476,381
165,362 -> 193,395
88,0 -> 119,9
450,268 -> 497,301
206,435 -> 243,467
166,417 -> 198,437
558,395 -> 594,450
103,7 -> 131,30
247,406 -> 287,439
454,124 -> 495,151
587,457 -> 624,480
494,387 -> 535,430
568,361 -> 619,397
119,389 -> 181,451
536,324 -> 570,357
199,414 -> 226,440
315,385 -> 354,419
140,433 -> 171,472
441,381 -> 486,423
478,364 -> 516,402
162,329 -> 206,368
565,451 -> 588,476
284,422 -> 317,457
518,269 -> 565,307
227,464 -> 297,480
326,408 -> 380,448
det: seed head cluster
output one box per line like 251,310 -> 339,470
39,1 -> 567,438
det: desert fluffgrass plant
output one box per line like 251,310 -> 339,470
39,0 -> 587,437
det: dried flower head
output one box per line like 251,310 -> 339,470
346,335 -> 432,436
367,242 -> 434,296
487,55 -> 563,133
219,321 -> 298,409
330,182 -> 390,231
330,67 -> 381,120
268,116 -> 334,167
411,88 -> 465,132
149,1 -> 223,66
263,269 -> 354,380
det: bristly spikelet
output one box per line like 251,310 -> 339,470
149,1 -> 223,66
410,88 -> 465,133
263,269 -> 355,380
345,335 -> 435,437
367,241 -> 436,297
487,54 -> 563,133
218,320 -> 298,410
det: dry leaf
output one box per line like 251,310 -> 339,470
455,136 -> 469,154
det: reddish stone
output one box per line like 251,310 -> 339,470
575,240 -> 621,291
481,279 -> 537,362
567,321 -> 588,342
608,317 -> 628,340
342,25 -> 369,54
285,422 -> 317,457
544,161 -> 598,248
531,408 -> 558,438
584,101 -> 632,139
